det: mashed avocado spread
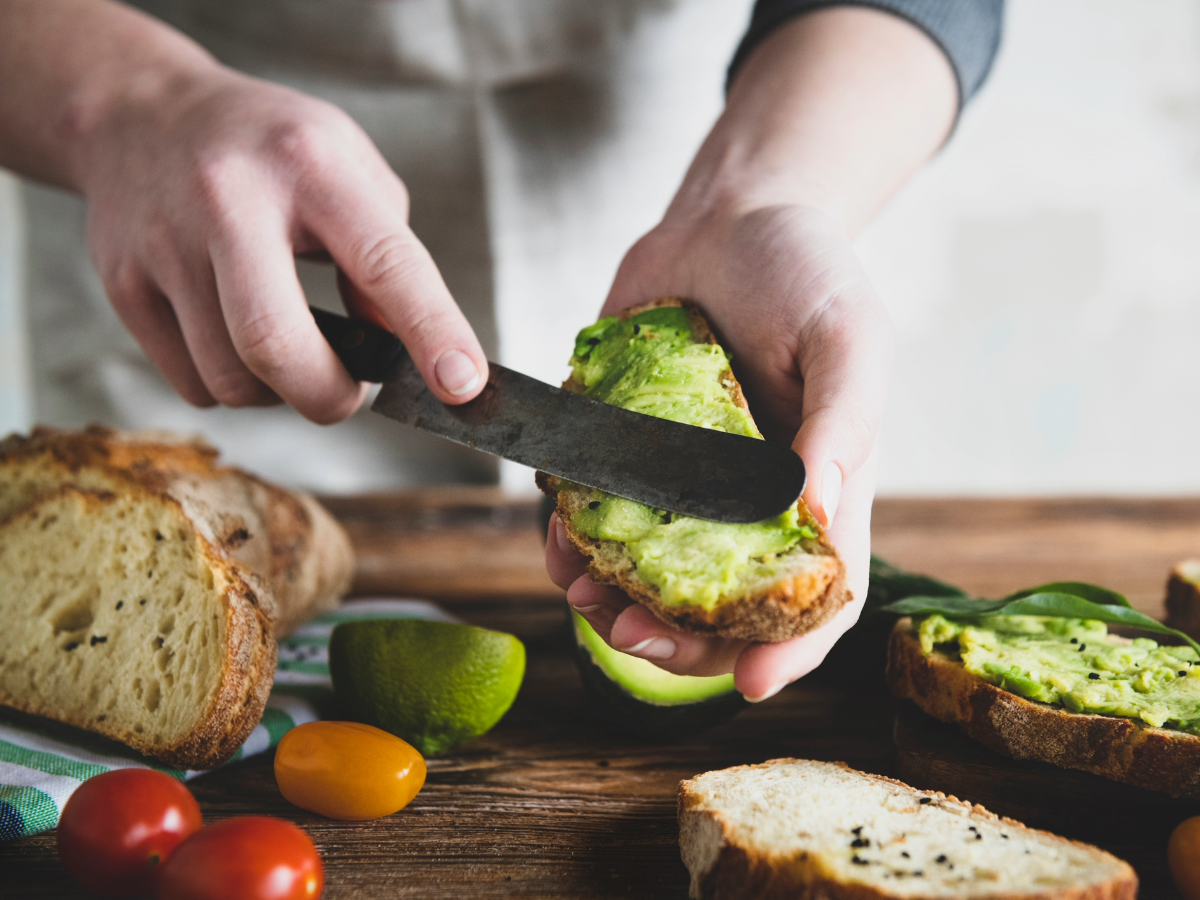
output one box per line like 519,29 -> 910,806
919,614 -> 1200,731
568,307 -> 817,609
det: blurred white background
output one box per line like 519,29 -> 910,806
1,0 -> 1198,497
862,0 -> 1200,495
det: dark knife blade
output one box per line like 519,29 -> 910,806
312,307 -> 805,524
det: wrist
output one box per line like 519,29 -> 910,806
666,119 -> 849,233
62,45 -> 220,192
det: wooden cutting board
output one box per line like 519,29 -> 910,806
4,494 -> 1200,899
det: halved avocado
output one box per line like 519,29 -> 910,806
571,610 -> 747,738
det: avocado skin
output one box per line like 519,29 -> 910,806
569,610 -> 748,740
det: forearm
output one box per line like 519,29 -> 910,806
0,0 -> 217,190
673,6 -> 957,236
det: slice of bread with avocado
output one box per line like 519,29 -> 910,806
537,298 -> 847,643
679,757 -> 1136,900
887,615 -> 1200,798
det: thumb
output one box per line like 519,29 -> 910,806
792,290 -> 894,528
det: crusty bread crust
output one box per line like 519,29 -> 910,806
886,618 -> 1200,799
0,425 -> 353,636
537,297 -> 847,643
0,487 -> 275,769
679,758 -> 1137,900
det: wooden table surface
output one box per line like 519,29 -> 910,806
6,492 -> 1200,899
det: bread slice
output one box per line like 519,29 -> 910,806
1165,560 -> 1200,642
0,426 -> 354,636
678,758 -> 1136,900
537,298 -> 846,643
887,617 -> 1200,798
0,486 -> 274,768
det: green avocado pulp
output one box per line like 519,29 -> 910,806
567,307 -> 817,609
573,611 -> 735,704
919,614 -> 1200,732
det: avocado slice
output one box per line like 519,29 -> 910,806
570,610 -> 747,738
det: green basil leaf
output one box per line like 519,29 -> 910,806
879,595 -> 1011,617
863,555 -> 967,617
992,593 -> 1200,656
1003,581 -> 1132,608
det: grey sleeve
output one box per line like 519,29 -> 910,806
728,0 -> 1005,109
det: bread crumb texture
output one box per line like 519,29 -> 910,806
0,485 -> 274,768
678,758 -> 1136,900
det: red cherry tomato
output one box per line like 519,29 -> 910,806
157,816 -> 324,900
56,768 -> 202,898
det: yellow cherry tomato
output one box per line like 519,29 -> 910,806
274,721 -> 426,821
1170,817 -> 1200,900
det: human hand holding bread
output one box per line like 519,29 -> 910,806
546,8 -> 957,699
544,208 -> 890,701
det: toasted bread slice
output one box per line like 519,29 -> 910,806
0,426 -> 353,636
887,617 -> 1200,798
678,757 -> 1136,900
0,486 -> 274,768
537,298 -> 846,643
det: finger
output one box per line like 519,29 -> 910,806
103,261 -> 216,408
607,604 -> 747,678
545,514 -> 590,591
733,451 -> 877,700
149,247 -> 279,408
792,282 -> 893,528
302,176 -> 487,405
734,594 -> 866,700
209,208 -> 369,424
566,575 -> 633,643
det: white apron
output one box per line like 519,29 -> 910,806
15,0 -> 753,492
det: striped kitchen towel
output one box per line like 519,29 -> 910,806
0,598 -> 456,842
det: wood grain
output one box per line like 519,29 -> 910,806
4,493 -> 1200,899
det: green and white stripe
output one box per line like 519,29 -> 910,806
0,599 -> 451,842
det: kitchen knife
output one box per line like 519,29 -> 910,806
311,307 -> 805,524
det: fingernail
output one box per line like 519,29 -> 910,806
556,518 -> 572,553
619,637 -> 676,661
743,680 -> 788,704
569,603 -> 602,613
821,462 -> 842,529
435,350 -> 482,396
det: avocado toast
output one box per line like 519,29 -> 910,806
888,615 -> 1200,798
538,297 -> 847,643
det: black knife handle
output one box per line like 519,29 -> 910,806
310,306 -> 407,383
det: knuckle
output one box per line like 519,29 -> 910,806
103,259 -> 145,312
842,412 -> 877,468
266,112 -> 347,178
353,232 -> 423,295
233,310 -> 299,378
191,154 -> 242,217
205,368 -> 267,408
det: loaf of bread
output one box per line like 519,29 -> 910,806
678,758 -> 1136,900
538,298 -> 846,643
887,617 -> 1200,798
0,426 -> 353,636
0,426 -> 355,767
